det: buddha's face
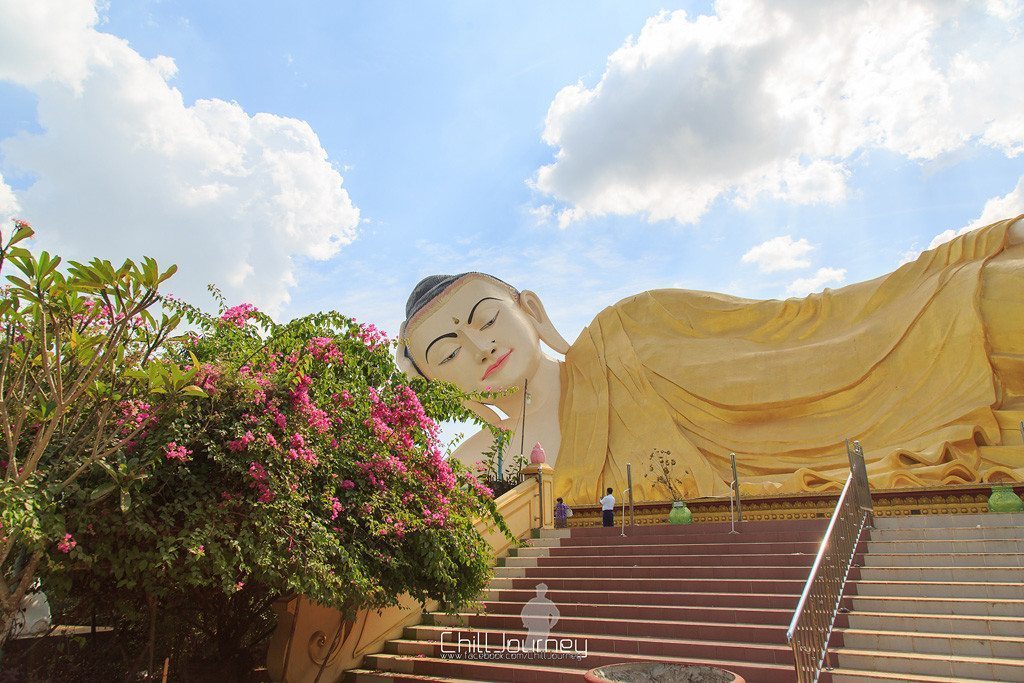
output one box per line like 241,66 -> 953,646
404,276 -> 543,394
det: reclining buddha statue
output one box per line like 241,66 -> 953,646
398,216 -> 1024,505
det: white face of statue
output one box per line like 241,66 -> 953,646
404,276 -> 544,394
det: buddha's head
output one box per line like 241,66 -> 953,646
398,273 -> 569,396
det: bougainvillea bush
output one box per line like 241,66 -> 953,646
55,298 -> 504,676
1,222 -> 507,678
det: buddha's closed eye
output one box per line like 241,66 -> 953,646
439,347 -> 461,365
481,310 -> 499,330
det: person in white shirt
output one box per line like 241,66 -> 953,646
600,488 -> 615,528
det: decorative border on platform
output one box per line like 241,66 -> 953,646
565,484 -> 1015,527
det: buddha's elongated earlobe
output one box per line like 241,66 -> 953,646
519,290 -> 570,354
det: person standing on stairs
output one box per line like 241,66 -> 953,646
600,488 -> 615,527
554,497 -> 572,528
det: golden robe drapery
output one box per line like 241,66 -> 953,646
555,217 -> 1024,505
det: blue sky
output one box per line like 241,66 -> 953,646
1,0 -> 1023,343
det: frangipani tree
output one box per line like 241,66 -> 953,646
0,220 -> 191,645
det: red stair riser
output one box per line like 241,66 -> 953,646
392,635 -> 796,666
454,614 -> 787,642
534,553 -> 819,567
506,576 -> 805,594
514,565 -> 812,579
490,589 -> 800,609
567,519 -> 827,536
479,602 -> 793,624
546,541 -> 825,555
556,531 -> 825,546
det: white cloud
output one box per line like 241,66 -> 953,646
0,0 -> 359,315
786,267 -> 846,296
535,1 -> 1024,226
741,235 -> 814,273
0,174 -> 20,225
922,175 -> 1024,251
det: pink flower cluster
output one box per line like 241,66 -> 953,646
307,336 -> 343,363
358,323 -> 389,351
164,441 -> 192,462
220,303 -> 258,328
355,453 -> 409,490
290,375 -> 332,434
248,461 -> 274,503
287,432 -> 317,466
115,399 -> 157,451
227,431 -> 256,453
466,474 -> 494,500
193,363 -> 221,395
365,386 -> 439,451
57,533 -> 76,554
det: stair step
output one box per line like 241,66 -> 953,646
832,647 -> 1024,680
467,601 -> 794,624
554,530 -> 826,546
845,594 -> 1024,618
854,565 -> 1024,582
402,626 -> 793,665
508,552 -> 817,568
515,540 -> 822,557
358,654 -> 586,682
862,551 -> 1024,566
867,526 -> 1024,542
483,588 -> 798,610
826,667 -> 995,683
493,565 -> 813,580
428,612 -> 788,642
489,576 -> 806,594
837,627 -> 1024,658
865,537 -> 1024,553
871,512 -> 1024,529
367,644 -> 798,682
845,610 -> 1024,637
852,579 -> 1024,599
567,520 -> 827,537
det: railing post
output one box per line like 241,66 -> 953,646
521,463 -> 554,530
627,463 -> 635,527
846,439 -> 873,526
730,452 -> 743,523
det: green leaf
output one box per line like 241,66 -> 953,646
90,483 -> 117,501
120,490 -> 132,514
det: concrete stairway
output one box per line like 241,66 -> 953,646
828,512 -> 1024,682
346,513 -> 1024,683
346,519 -> 828,682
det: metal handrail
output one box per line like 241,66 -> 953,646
786,441 -> 873,683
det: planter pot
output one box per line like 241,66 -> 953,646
988,484 -> 1024,513
668,501 -> 692,525
584,663 -> 744,683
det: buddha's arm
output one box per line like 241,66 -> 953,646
448,428 -> 497,470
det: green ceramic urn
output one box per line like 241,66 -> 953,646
668,500 -> 693,525
988,485 -> 1024,513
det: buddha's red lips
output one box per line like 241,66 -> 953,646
482,350 -> 513,380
